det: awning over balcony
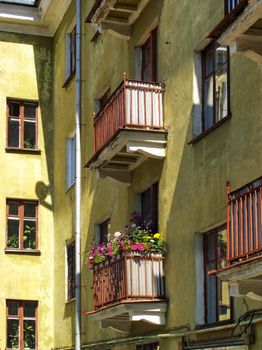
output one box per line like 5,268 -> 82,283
86,0 -> 150,39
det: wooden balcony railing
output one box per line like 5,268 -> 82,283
227,178 -> 262,264
93,252 -> 165,309
93,79 -> 165,154
225,0 -> 248,16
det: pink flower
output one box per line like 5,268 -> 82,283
132,243 -> 144,251
118,241 -> 123,247
107,245 -> 114,252
108,252 -> 113,257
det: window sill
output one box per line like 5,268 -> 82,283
65,297 -> 76,304
5,147 -> 41,155
188,115 -> 231,145
5,249 -> 41,256
62,71 -> 75,88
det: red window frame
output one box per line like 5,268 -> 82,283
6,199 -> 39,251
203,225 -> 232,325
6,300 -> 38,350
141,28 -> 157,82
202,41 -> 230,132
6,99 -> 39,150
67,241 -> 76,301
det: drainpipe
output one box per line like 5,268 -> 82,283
75,0 -> 82,349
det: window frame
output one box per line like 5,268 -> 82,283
6,300 -> 38,350
95,218 -> 111,244
6,99 -> 39,151
201,41 -> 230,133
66,133 -> 76,190
203,224 -> 233,326
66,241 -> 76,301
136,342 -> 159,350
141,28 -> 157,82
6,199 -> 39,252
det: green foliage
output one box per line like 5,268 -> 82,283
23,225 -> 36,249
7,232 -> 19,248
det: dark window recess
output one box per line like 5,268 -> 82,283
141,28 -> 157,82
6,200 -> 38,250
99,88 -> 111,110
7,100 -> 38,150
70,27 -> 76,75
141,183 -> 158,232
202,42 -> 229,131
7,300 -> 37,350
204,226 -> 232,325
98,219 -> 111,244
137,343 -> 159,350
67,241 -> 76,300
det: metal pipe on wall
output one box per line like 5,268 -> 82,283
75,0 -> 82,348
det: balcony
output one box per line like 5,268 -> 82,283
86,79 -> 167,184
217,178 -> 262,301
85,252 -> 167,332
209,0 -> 262,62
86,0 -> 150,39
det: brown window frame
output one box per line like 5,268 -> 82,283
141,28 -> 157,82
6,199 -> 39,251
141,182 -> 159,232
6,300 -> 38,350
66,241 -> 76,301
202,41 -> 230,132
98,219 -> 111,244
6,99 -> 39,151
203,225 -> 233,325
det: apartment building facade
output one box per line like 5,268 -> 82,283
0,0 -> 261,349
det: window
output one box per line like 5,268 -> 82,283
204,226 -> 231,324
7,100 -> 38,150
66,241 -> 75,301
137,343 -> 159,350
6,200 -> 38,250
141,183 -> 158,232
95,219 -> 111,244
202,42 -> 229,131
141,28 -> 157,81
66,27 -> 76,80
66,134 -> 76,189
6,300 -> 37,350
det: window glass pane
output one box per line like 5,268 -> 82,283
7,219 -> 19,248
99,220 -> 110,243
218,278 -> 231,322
9,102 -> 20,117
9,202 -> 19,216
205,48 -> 214,77
24,103 -> 36,119
141,188 -> 152,226
24,120 -> 36,149
217,229 -> 227,266
24,202 -> 36,218
7,319 -> 19,349
203,76 -> 214,130
206,233 -> 216,261
142,64 -> 151,82
23,221 -> 36,249
23,320 -> 36,349
215,46 -> 228,71
8,119 -> 20,147
215,65 -> 228,122
24,302 -> 36,317
67,243 -> 76,300
7,301 -> 19,316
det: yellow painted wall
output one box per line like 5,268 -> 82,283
0,34 -> 54,349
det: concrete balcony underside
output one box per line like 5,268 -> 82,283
85,300 -> 167,333
217,256 -> 262,301
86,0 -> 150,39
219,0 -> 262,62
87,129 -> 167,184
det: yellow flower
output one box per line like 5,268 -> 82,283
144,236 -> 152,240
154,233 -> 161,239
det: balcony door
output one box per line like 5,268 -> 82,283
141,28 -> 157,82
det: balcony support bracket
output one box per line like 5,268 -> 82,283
98,22 -> 132,40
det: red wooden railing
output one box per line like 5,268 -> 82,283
227,178 -> 262,264
93,253 -> 165,309
93,79 -> 165,154
225,0 -> 248,16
